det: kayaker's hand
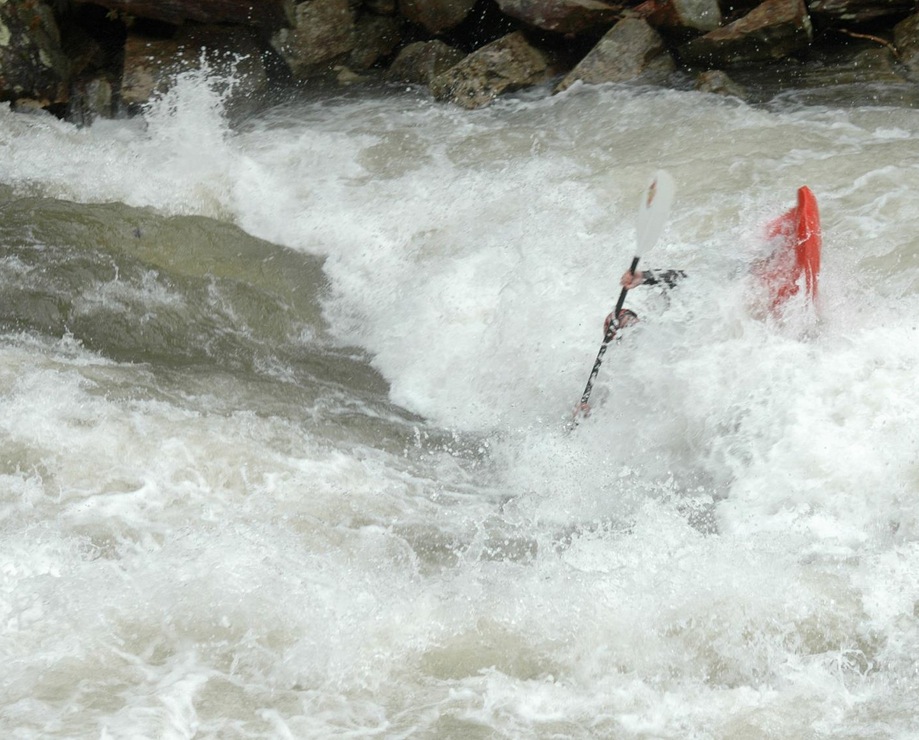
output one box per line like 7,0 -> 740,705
620,270 -> 644,289
603,309 -> 638,336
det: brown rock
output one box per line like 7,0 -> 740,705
638,0 -> 722,37
678,0 -> 812,67
386,40 -> 466,85
121,35 -> 172,106
399,0 -> 477,34
429,31 -> 548,108
555,17 -> 674,91
494,0 -> 622,35
73,0 -> 295,30
122,26 -> 269,107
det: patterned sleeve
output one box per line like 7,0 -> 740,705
642,269 -> 687,289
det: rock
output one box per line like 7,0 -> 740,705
122,26 -> 269,108
894,12 -> 919,80
62,25 -> 108,81
0,0 -> 70,104
638,0 -> 722,38
67,76 -> 114,126
73,0 -> 295,30
349,13 -> 403,70
429,31 -> 549,108
399,0 -> 477,35
555,17 -> 675,91
695,68 -> 747,96
121,35 -> 168,107
807,0 -> 915,26
795,46 -> 902,85
61,23 -> 116,123
271,0 -> 356,79
494,0 -> 622,35
367,0 -> 398,13
386,40 -> 466,85
679,0 -> 812,67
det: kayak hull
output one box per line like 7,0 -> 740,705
760,186 -> 822,311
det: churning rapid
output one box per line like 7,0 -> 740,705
2,69 -> 919,738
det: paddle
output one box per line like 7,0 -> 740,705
569,170 -> 675,429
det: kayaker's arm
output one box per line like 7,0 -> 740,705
603,268 -> 686,337
620,269 -> 687,290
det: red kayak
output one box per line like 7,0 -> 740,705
756,186 -> 822,312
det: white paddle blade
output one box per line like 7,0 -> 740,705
636,170 -> 675,255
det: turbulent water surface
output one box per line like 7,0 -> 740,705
2,71 -> 919,738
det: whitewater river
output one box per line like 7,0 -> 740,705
2,68 -> 919,738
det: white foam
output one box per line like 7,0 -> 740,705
4,80 -> 919,736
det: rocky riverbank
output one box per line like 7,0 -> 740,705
3,0 -> 919,123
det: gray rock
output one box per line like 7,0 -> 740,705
67,76 -> 113,126
430,31 -> 549,108
399,0 -> 477,34
0,0 -> 70,104
272,0 -> 356,79
555,18 -> 675,92
894,12 -> 919,80
349,13 -> 403,71
386,40 -> 466,85
807,0 -> 915,25
798,46 -> 902,86
694,69 -> 748,97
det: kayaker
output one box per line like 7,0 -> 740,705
602,268 -> 687,334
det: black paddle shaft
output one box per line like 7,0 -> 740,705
613,256 -> 640,320
575,256 -> 640,408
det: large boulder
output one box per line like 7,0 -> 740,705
555,17 -> 675,91
122,26 -> 269,108
0,0 -> 70,104
386,40 -> 466,85
494,0 -> 621,35
429,31 -> 548,108
398,0 -> 477,34
271,0 -> 356,79
73,0 -> 295,30
679,0 -> 812,67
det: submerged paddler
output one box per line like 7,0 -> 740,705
573,267 -> 687,422
570,170 -> 683,427
601,268 -> 687,334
